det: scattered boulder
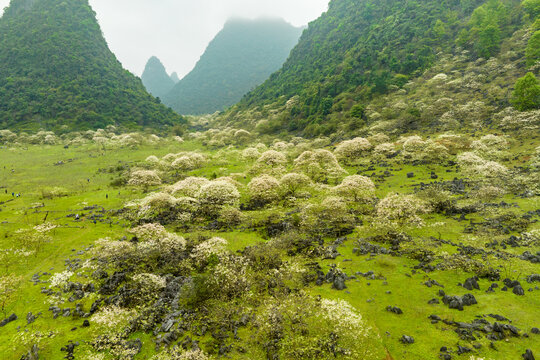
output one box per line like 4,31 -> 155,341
0,313 -> 17,327
442,294 -> 477,311
386,306 -> 403,315
513,285 -> 525,296
522,349 -> 535,360
400,335 -> 414,344
463,277 -> 480,290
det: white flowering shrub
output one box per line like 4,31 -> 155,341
279,172 -> 312,196
92,306 -> 136,332
197,180 -> 240,215
127,192 -> 178,219
94,238 -> 136,264
294,149 -> 346,183
367,133 -> 390,145
436,133 -> 470,153
169,177 -> 209,198
191,237 -> 228,266
151,349 -> 209,360
128,170 -> 162,189
132,273 -> 166,301
457,152 -> 508,182
255,294 -> 382,359
208,255 -> 251,300
49,271 -> 73,290
376,193 -> 429,228
130,223 -> 186,261
333,175 -> 376,202
251,150 -> 288,175
301,196 -> 354,235
400,136 -> 449,162
334,137 -> 372,163
146,155 -> 159,164
473,185 -> 506,200
248,175 -> 281,205
241,147 -> 260,161
373,143 -> 396,159
0,129 -> 17,144
172,156 -> 195,171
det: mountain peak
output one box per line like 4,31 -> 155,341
162,17 -> 303,115
141,56 -> 176,99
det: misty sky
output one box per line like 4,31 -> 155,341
0,0 -> 329,78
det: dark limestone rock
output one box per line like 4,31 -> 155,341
463,277 -> 480,290
386,306 -> 403,315
513,285 -> 525,296
400,335 -> 415,344
522,349 -> 535,360
0,313 -> 17,327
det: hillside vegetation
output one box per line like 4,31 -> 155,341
0,0 -> 184,131
224,0 -> 539,136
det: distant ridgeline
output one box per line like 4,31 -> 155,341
0,0 -> 185,131
161,18 -> 304,115
141,56 -> 178,100
224,0 -> 538,135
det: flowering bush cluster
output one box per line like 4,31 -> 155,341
128,170 -> 162,188
334,137 -> 372,163
191,237 -> 228,265
376,193 -> 430,228
294,149 -> 346,182
279,172 -> 312,196
251,150 -> 288,175
332,175 -> 375,202
248,175 -> 281,205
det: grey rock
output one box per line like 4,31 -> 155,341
0,313 -> 17,327
400,335 -> 414,344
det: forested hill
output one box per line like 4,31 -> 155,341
0,0 -> 185,131
162,18 -> 303,115
141,56 -> 176,99
230,0 -> 538,134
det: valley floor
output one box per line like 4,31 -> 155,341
0,133 -> 538,360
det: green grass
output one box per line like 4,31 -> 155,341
0,137 -> 538,359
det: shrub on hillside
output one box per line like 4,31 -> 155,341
248,175 -> 281,206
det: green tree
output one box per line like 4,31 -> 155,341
350,104 -> 365,118
511,72 -> 540,111
526,31 -> 540,65
522,0 -> 540,19
476,25 -> 501,58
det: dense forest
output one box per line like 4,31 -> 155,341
0,0 -> 185,131
231,0 -> 537,135
162,18 -> 303,115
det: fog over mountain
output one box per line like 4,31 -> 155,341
0,0 -> 329,77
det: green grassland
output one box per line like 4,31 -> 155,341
0,134 -> 538,359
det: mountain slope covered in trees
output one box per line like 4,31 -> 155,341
163,18 -> 303,115
141,56 -> 176,100
0,0 -> 184,131
227,0 -> 538,135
